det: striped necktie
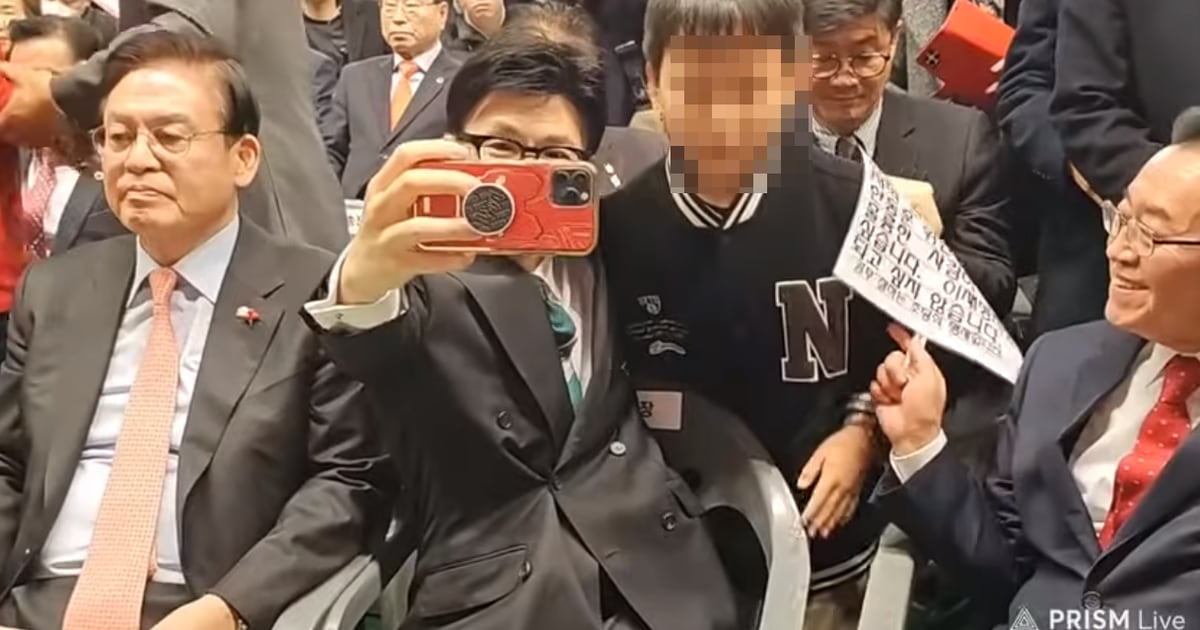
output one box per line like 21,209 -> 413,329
538,279 -> 583,409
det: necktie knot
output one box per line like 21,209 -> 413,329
148,268 -> 177,309
1160,355 -> 1200,406
835,135 -> 862,162
398,59 -> 419,80
538,281 -> 577,358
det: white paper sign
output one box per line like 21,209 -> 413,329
833,158 -> 1023,383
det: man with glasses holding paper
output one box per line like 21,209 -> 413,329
871,108 -> 1200,630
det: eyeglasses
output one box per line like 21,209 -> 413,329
90,126 -> 228,157
811,52 -> 892,80
457,133 -> 589,162
1102,199 -> 1200,257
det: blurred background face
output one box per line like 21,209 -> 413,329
8,32 -> 75,72
1105,147 -> 1200,351
456,0 -> 503,34
99,63 -> 259,240
649,34 -> 804,188
381,0 -> 448,57
0,0 -> 28,56
809,13 -> 896,136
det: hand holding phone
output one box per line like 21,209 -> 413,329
337,139 -> 484,305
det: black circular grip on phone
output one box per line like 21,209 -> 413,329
462,183 -> 515,235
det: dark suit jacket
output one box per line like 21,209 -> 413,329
53,0 -> 350,252
310,48 -> 339,132
875,89 -> 1015,315
311,257 -> 739,630
996,0 -> 1109,335
17,152 -> 128,256
323,50 -> 461,199
591,125 -> 667,197
876,321 -> 1200,627
0,221 -> 387,629
340,0 -> 390,64
1049,0 -> 1199,202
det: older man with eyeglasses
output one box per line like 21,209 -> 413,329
870,106 -> 1200,630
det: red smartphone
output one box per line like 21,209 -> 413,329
414,160 -> 598,255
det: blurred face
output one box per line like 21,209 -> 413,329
1105,146 -> 1200,351
98,63 -> 259,251
459,90 -> 588,161
0,0 -> 28,56
648,34 -> 805,189
381,0 -> 449,57
457,0 -> 502,26
809,14 -> 897,136
8,34 -> 77,73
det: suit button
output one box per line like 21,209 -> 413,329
619,361 -> 629,375
550,478 -> 562,491
661,512 -> 677,531
609,441 -> 627,456
518,560 -> 532,580
495,411 -> 513,430
1082,591 -> 1102,610
22,548 -> 30,556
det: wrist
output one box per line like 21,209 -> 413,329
338,246 -> 408,305
891,428 -> 942,457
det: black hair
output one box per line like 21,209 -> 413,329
643,0 -> 803,73
100,30 -> 259,136
8,15 -> 102,62
802,0 -> 902,35
446,0 -> 607,153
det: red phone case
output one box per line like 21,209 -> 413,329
415,160 -> 598,255
917,0 -> 1014,109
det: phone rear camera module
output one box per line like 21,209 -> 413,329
552,168 -> 592,207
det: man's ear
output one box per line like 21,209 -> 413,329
230,134 -> 262,188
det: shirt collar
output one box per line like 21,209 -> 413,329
129,216 -> 240,306
810,98 -> 883,159
663,151 -> 766,231
1144,343 -> 1200,383
394,41 -> 442,75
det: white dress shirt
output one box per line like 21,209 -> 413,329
25,156 -> 82,240
392,41 -> 443,99
39,217 -> 240,584
810,100 -> 884,159
892,343 -> 1200,535
305,253 -> 597,392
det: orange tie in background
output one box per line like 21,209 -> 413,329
63,268 -> 180,630
1098,355 -> 1200,548
390,60 -> 419,130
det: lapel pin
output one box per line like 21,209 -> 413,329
436,76 -> 444,85
235,306 -> 261,326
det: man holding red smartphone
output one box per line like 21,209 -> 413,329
303,3 -> 739,629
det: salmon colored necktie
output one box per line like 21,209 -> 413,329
62,268 -> 179,630
1098,355 -> 1200,548
390,60 -> 419,130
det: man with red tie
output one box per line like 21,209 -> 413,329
869,108 -> 1200,630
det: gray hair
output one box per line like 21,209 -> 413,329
802,0 -> 902,36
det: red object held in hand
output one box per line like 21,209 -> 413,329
0,73 -> 33,312
917,0 -> 1015,110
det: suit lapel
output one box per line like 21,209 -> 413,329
367,56 -> 393,146
176,222 -> 285,518
1040,325 -> 1144,564
556,256 -> 614,466
383,51 -> 452,150
42,241 -> 135,515
454,257 -> 574,449
873,91 -> 921,180
52,168 -> 104,255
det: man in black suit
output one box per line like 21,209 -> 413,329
303,0 -> 391,72
1050,0 -> 1200,206
871,112 -> 1200,629
310,48 -> 339,130
322,0 -> 459,200
0,32 -> 385,630
805,0 -> 1014,315
8,15 -> 127,256
995,0 -> 1108,336
305,5 -> 738,629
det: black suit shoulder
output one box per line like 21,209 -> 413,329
888,89 -> 987,133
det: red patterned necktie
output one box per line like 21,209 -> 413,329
62,268 -> 180,630
1098,355 -> 1200,548
20,151 -> 64,259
